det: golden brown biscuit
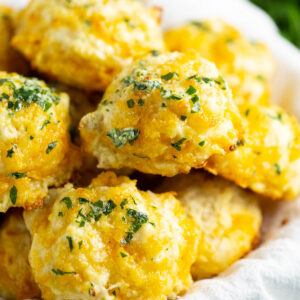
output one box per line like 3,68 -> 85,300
206,103 -> 300,200
0,6 -> 29,75
156,171 -> 262,280
80,51 -> 244,176
164,19 -> 275,105
0,72 -> 80,212
0,209 -> 40,300
12,0 -> 165,91
24,172 -> 198,300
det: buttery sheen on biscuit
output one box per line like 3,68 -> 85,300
24,172 -> 198,300
0,72 -> 80,212
12,0 -> 165,91
165,19 -> 275,105
80,51 -> 244,176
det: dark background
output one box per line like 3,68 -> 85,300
250,0 -> 300,48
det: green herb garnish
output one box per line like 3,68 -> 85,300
107,128 -> 139,148
61,197 -> 73,209
66,236 -> 73,251
138,99 -> 144,106
46,141 -> 57,154
190,21 -> 209,31
120,252 -> 128,258
127,99 -> 135,108
151,50 -> 159,56
120,198 -> 128,209
161,72 -> 179,81
41,120 -> 51,130
186,85 -> 197,95
171,138 -> 187,151
51,269 -> 76,275
199,140 -> 205,147
6,147 -> 15,158
6,172 -> 27,179
78,197 -> 90,204
10,185 -> 17,204
274,163 -> 281,175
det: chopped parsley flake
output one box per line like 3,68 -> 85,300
161,72 -> 179,81
151,50 -> 159,56
84,20 -> 92,26
180,115 -> 187,121
121,232 -> 133,245
199,140 -> 205,147
121,209 -> 148,245
10,185 -> 17,205
51,269 -> 76,275
76,199 -> 117,226
78,241 -> 83,249
66,236 -> 73,251
131,195 -> 137,205
6,172 -> 27,179
61,197 -> 73,209
269,112 -> 282,122
0,77 -> 60,113
132,153 -> 149,159
46,141 -> 57,154
58,212 -> 64,217
191,94 -> 199,103
120,252 -> 128,258
0,92 -> 9,100
186,85 -> 197,95
78,197 -> 90,204
138,99 -> 144,106
102,200 -> 117,216
161,102 -> 167,107
107,128 -> 139,148
30,135 -> 34,140
149,222 -> 156,227
127,99 -> 135,108
128,209 -> 148,232
41,120 -> 51,130
168,94 -> 182,100
245,108 -> 251,116
171,138 -> 187,151
6,147 -> 15,158
120,198 -> 128,209
191,101 -> 201,113
122,76 -> 161,93
274,163 -> 281,175
236,140 -> 245,147
123,18 -> 135,28
188,75 -> 227,90
190,21 -> 209,31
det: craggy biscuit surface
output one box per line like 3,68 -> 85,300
24,172 -> 198,300
165,19 -> 275,105
156,171 -> 262,279
80,52 -> 244,176
0,72 -> 80,212
206,103 -> 300,200
0,210 -> 40,300
12,0 -> 165,91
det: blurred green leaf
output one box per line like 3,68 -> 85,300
250,0 -> 300,48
